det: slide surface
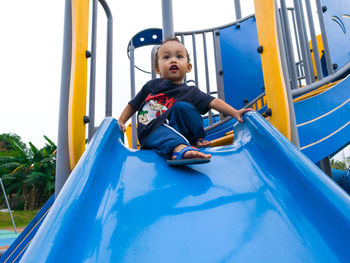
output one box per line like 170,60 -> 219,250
20,113 -> 350,262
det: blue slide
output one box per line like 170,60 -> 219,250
19,112 -> 350,262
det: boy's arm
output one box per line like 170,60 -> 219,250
118,104 -> 137,132
209,98 -> 253,123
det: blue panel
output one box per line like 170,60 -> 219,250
301,123 -> 350,163
19,114 -> 350,262
321,0 -> 350,70
129,28 -> 162,49
220,17 -> 265,109
294,75 -> 350,124
297,99 -> 349,146
294,75 -> 350,162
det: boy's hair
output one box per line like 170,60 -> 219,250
154,36 -> 191,69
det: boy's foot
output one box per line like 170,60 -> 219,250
196,138 -> 212,148
172,144 -> 211,160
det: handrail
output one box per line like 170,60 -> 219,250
99,0 -> 113,118
88,0 -> 113,142
175,14 -> 255,35
292,61 -> 350,97
204,92 -> 265,132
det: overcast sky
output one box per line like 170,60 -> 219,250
0,0 -> 348,163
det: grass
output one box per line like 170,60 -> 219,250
0,210 -> 39,228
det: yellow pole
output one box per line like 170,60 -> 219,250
253,0 -> 291,140
68,0 -> 90,169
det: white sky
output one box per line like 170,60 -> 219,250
0,0 -> 348,163
0,0 -> 254,147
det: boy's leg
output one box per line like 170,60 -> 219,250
168,102 -> 211,147
143,125 -> 211,160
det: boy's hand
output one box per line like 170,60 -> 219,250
118,120 -> 126,133
233,108 -> 254,123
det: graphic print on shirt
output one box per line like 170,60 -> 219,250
138,93 -> 175,125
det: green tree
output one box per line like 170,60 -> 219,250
0,134 -> 56,210
0,135 -> 33,209
0,133 -> 28,156
24,136 -> 56,208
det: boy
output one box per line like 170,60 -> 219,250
118,37 -> 252,164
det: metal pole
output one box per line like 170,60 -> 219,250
298,0 -> 315,82
276,1 -> 300,147
213,30 -> 225,101
202,33 -> 213,125
320,156 -> 332,177
315,0 -> 334,75
234,0 -> 242,20
162,0 -> 174,39
304,0 -> 323,81
56,0 -> 72,197
130,41 -> 138,149
290,9 -> 304,85
280,0 -> 299,90
0,178 -> 17,233
279,9 -> 292,81
88,0 -> 98,142
293,0 -> 313,85
99,0 -> 113,117
191,34 -> 199,87
180,34 -> 187,83
151,46 -> 158,79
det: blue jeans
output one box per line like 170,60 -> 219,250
143,102 -> 206,158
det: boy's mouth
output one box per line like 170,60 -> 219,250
169,65 -> 179,71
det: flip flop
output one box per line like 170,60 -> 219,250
167,146 -> 211,166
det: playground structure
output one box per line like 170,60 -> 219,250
1,0 -> 350,262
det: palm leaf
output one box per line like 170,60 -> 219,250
0,162 -> 21,170
0,156 -> 15,163
10,139 -> 27,156
44,136 -> 56,148
29,142 -> 39,154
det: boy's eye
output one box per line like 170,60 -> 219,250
177,55 -> 184,59
163,55 -> 170,59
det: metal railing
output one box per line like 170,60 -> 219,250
277,0 -> 340,96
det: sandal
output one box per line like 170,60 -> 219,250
167,146 -> 211,166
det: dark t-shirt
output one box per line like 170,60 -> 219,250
129,78 -> 215,147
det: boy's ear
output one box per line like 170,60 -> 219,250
187,63 -> 192,73
155,65 -> 161,75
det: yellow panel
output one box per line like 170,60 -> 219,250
68,0 -> 90,169
126,123 -> 140,149
253,0 -> 291,140
210,133 -> 234,147
256,99 -> 262,110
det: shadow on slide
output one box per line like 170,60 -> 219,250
20,112 -> 350,262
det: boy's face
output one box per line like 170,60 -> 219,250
155,41 -> 192,84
